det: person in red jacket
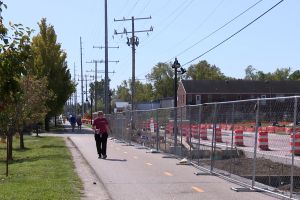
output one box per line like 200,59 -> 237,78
92,111 -> 111,159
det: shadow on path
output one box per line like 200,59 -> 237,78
101,158 -> 127,162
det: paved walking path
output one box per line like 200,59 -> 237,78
47,123 -> 280,200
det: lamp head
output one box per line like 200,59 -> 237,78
180,67 -> 186,74
172,58 -> 181,69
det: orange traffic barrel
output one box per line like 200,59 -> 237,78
215,128 -> 222,142
290,133 -> 300,156
234,129 -> 244,146
258,131 -> 269,150
200,127 -> 208,140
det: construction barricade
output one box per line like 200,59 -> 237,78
258,131 -> 269,150
234,129 -> 244,146
215,128 -> 222,143
290,132 -> 300,156
200,126 -> 208,140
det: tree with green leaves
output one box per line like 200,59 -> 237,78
89,79 -> 105,111
185,60 -> 227,80
116,80 -> 131,102
17,75 -> 52,147
289,70 -> 300,80
146,62 -> 174,99
135,81 -> 154,102
31,18 -> 75,131
0,2 -> 34,161
244,65 -> 293,80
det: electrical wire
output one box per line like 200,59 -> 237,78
165,0 -> 225,55
139,0 -> 195,48
182,0 -> 284,67
167,0 -> 264,63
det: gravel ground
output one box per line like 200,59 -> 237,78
65,137 -> 111,200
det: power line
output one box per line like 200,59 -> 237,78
164,0 -> 225,55
168,0 -> 264,63
182,0 -> 284,67
140,0 -> 195,48
135,0 -> 264,81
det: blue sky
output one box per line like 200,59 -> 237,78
2,0 -> 299,95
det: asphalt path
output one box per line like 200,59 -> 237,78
64,124 -> 278,200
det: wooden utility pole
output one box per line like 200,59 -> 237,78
114,16 -> 153,113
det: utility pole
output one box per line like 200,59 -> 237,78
114,16 -> 153,113
93,45 -> 119,114
73,63 -> 77,115
78,75 -> 93,116
86,60 -> 118,112
80,37 -> 84,116
104,0 -> 109,114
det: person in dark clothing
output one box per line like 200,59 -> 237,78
76,115 -> 82,131
92,111 -> 111,159
70,115 -> 76,132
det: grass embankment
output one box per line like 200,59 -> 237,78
0,135 -> 82,200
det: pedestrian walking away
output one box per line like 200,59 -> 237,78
70,114 -> 76,132
76,115 -> 82,132
92,111 -> 112,159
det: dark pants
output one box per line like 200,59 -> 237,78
94,133 -> 108,156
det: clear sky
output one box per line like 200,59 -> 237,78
2,0 -> 299,96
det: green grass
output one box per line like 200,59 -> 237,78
0,136 -> 82,200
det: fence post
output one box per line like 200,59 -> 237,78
180,106 -> 183,157
229,103 -> 235,176
210,104 -> 217,172
198,105 -> 202,165
189,106 -> 192,158
290,97 -> 297,198
155,109 -> 159,151
252,99 -> 260,189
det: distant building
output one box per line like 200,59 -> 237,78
159,97 -> 174,108
136,101 -> 160,110
177,80 -> 300,106
114,101 -> 130,113
177,80 -> 300,121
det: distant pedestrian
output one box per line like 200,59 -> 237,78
92,111 -> 111,159
70,115 -> 76,132
76,115 -> 82,131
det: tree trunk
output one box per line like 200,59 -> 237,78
7,129 -> 13,161
45,115 -> 50,131
36,123 -> 39,137
54,115 -> 57,127
19,129 -> 24,149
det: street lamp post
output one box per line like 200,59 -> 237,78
171,58 -> 186,155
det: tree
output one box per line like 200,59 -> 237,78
289,70 -> 300,80
0,2 -> 34,161
17,75 -> 52,146
185,60 -> 227,80
244,66 -> 292,81
31,18 -> 75,131
116,80 -> 131,102
146,62 -> 174,99
89,79 -> 105,111
244,65 -> 257,80
134,80 -> 154,102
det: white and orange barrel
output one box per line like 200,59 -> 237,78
234,129 -> 244,146
290,133 -> 300,156
200,127 -> 208,140
191,125 -> 198,138
215,128 -> 222,142
258,131 -> 269,150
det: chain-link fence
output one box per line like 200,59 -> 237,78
108,96 -> 300,199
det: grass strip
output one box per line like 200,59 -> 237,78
0,135 -> 82,200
